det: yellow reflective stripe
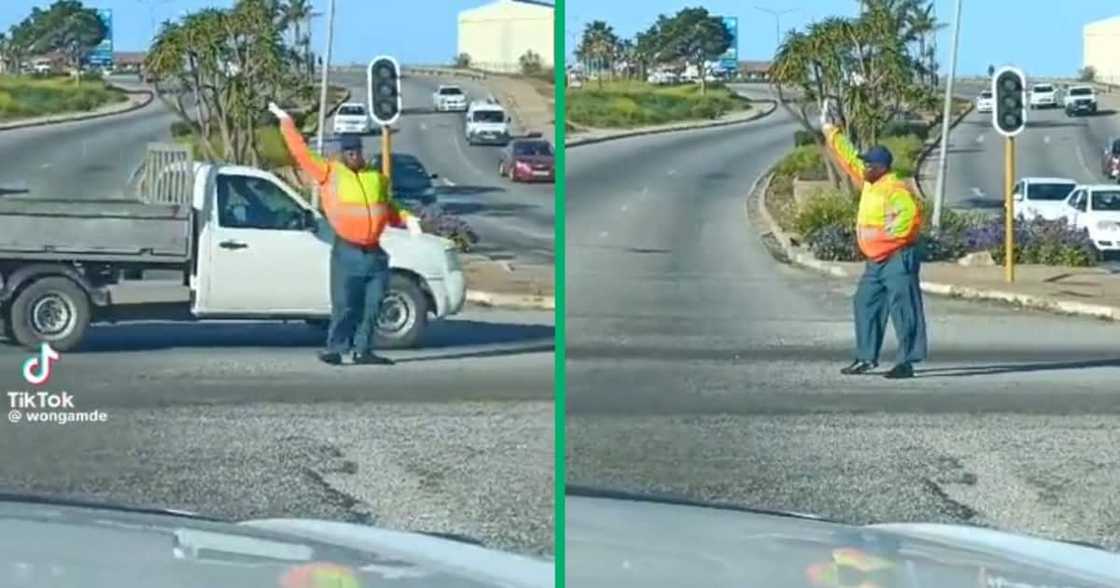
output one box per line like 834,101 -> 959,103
334,203 -> 389,218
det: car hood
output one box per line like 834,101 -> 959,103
0,500 -> 551,588
566,491 -> 1120,588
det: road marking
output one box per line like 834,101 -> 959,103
971,187 -> 986,198
420,123 -> 428,131
441,178 -> 456,187
1043,135 -> 1051,144
40,164 -> 50,169
620,204 -> 629,212
1074,140 -> 1098,180
976,135 -> 984,144
600,231 -> 609,239
667,169 -> 677,176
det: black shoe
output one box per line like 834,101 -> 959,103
840,360 -> 877,375
884,363 -> 914,379
353,352 -> 394,366
318,351 -> 343,366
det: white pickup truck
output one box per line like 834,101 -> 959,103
0,145 -> 465,351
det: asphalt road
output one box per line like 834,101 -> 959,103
934,80 -> 1120,210
0,74 -> 555,556
0,307 -> 554,555
565,103 -> 1120,551
328,70 -> 555,266
0,76 -> 174,199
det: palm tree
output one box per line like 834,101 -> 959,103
576,21 -> 619,88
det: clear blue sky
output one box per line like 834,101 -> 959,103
566,0 -> 1119,77
1,0 -> 511,64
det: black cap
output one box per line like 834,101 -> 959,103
338,135 -> 363,152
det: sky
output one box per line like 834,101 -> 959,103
565,0 -> 1120,77
0,0 -> 517,65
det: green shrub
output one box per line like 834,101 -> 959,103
882,120 -> 928,140
794,188 -> 858,238
776,145 -> 826,178
879,134 -> 923,178
566,82 -> 748,128
794,130 -> 816,146
170,121 -> 194,137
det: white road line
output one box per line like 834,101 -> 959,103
1044,135 -> 1051,144
971,187 -> 986,198
1074,140 -> 1098,180
667,169 -> 677,176
599,231 -> 609,239
976,134 -> 984,144
441,178 -> 456,187
620,204 -> 629,212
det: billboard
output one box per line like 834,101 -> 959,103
719,16 -> 738,71
86,9 -> 113,67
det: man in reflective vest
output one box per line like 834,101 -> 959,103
270,102 -> 422,366
820,100 -> 928,379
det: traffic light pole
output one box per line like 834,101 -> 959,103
381,125 -> 392,187
1005,136 -> 1015,283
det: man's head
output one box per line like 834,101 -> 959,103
859,145 -> 893,183
338,135 -> 365,171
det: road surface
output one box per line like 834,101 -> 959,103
0,74 -> 554,555
565,103 -> 1120,551
0,307 -> 554,555
328,70 -> 555,266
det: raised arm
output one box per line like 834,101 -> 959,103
822,124 -> 866,190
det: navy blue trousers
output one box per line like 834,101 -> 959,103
326,239 -> 390,355
853,245 -> 928,365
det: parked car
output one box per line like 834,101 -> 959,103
498,135 -> 555,183
1012,177 -> 1078,220
1063,184 -> 1120,251
1102,138 -> 1120,182
332,102 -> 371,135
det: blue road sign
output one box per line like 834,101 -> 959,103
719,16 -> 738,71
86,9 -> 113,67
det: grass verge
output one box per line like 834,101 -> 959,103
0,75 -> 127,121
567,80 -> 750,128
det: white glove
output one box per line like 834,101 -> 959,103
268,101 -> 290,121
406,216 -> 423,237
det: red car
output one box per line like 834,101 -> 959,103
498,137 -> 554,183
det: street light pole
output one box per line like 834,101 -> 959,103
755,6 -> 797,54
932,0 -> 962,230
315,0 -> 336,156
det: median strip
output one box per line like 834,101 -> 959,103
567,99 -> 777,148
0,83 -> 154,132
462,256 -> 554,311
751,166 -> 1120,323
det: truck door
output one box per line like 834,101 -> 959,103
195,171 -> 331,315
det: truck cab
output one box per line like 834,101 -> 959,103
1012,177 -> 1078,221
1064,85 -> 1097,116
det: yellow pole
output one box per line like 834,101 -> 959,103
381,125 -> 392,189
1005,135 -> 1015,283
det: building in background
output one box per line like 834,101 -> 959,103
113,52 -> 146,74
457,0 -> 553,74
739,61 -> 771,82
1084,15 -> 1120,85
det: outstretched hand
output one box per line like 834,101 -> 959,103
268,102 -> 290,121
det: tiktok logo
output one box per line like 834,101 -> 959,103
22,343 -> 60,386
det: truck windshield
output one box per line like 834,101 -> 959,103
1070,88 -> 1093,96
338,106 -> 365,116
1027,183 -> 1075,201
1092,191 -> 1120,211
439,88 -> 463,95
1033,85 -> 1053,93
472,110 -> 505,123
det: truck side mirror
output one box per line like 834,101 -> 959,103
1013,192 -> 1023,202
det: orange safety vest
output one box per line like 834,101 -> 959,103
824,126 -> 922,262
279,118 -> 411,247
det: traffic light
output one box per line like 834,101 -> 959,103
992,66 -> 1026,137
367,55 -> 402,127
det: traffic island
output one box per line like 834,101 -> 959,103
751,170 -> 1120,322
566,100 -> 776,147
462,256 -> 554,311
0,84 -> 153,131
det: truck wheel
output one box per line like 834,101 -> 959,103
375,273 -> 429,349
9,277 -> 91,352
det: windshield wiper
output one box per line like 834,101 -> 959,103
0,491 -> 219,521
566,485 -> 843,523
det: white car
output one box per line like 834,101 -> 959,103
432,85 -> 468,112
1029,83 -> 1057,109
1063,185 -> 1120,251
332,102 -> 371,134
464,100 -> 512,146
975,90 -> 993,113
1012,177 -> 1078,220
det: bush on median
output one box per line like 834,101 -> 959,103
0,76 -> 126,121
567,82 -> 748,128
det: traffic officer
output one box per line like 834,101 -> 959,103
820,100 -> 928,379
269,102 -> 422,366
